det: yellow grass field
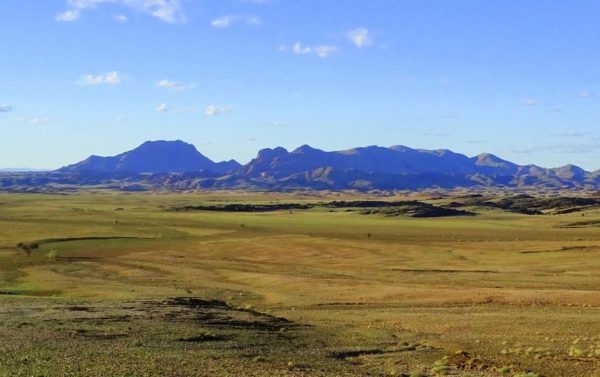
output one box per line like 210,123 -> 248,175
1,191 -> 599,376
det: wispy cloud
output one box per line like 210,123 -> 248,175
286,43 -> 338,58
519,98 -> 561,111
79,71 -> 123,86
0,105 -> 13,113
462,139 -> 483,144
440,112 -> 460,120
156,79 -> 193,92
509,146 -> 537,155
156,103 -> 196,113
56,9 -> 80,22
211,15 -> 260,28
270,121 -> 287,128
156,103 -> 171,112
418,128 -> 454,137
260,121 -> 287,128
546,140 -> 600,154
56,0 -> 183,23
521,98 -> 542,106
204,105 -> 233,116
511,138 -> 600,156
578,90 -> 596,98
545,105 -> 563,113
347,28 -> 371,47
113,14 -> 128,22
12,116 -> 51,125
555,130 -> 594,138
417,124 -> 459,137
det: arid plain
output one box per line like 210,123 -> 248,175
1,191 -> 599,377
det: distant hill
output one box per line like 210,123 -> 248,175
2,140 -> 599,191
58,140 -> 241,175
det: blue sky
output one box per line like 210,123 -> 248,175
2,0 -> 600,170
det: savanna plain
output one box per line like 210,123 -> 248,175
1,191 -> 599,377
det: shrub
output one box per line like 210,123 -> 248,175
47,249 -> 58,260
568,345 -> 584,357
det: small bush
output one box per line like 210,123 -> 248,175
430,357 -> 450,375
47,249 -> 58,260
568,345 -> 584,357
497,366 -> 512,374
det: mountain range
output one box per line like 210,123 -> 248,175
2,140 -> 599,191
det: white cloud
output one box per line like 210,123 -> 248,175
156,79 -> 193,91
204,105 -> 233,116
56,9 -> 81,22
314,45 -> 338,58
578,91 -> 595,98
290,43 -> 338,58
156,103 -> 171,112
79,71 -> 123,85
56,0 -> 183,23
555,130 -> 593,138
522,99 -> 541,106
545,105 -> 563,113
292,43 -> 311,55
12,116 -> 50,125
156,103 -> 196,113
0,105 -> 13,112
260,121 -> 287,128
113,14 -> 128,22
347,28 -> 371,47
462,139 -> 483,144
211,15 -> 260,28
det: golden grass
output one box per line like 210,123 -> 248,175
1,191 -> 600,376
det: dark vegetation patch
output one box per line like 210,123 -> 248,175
390,268 -> 499,273
31,236 -> 154,246
448,351 -> 494,373
170,203 -> 311,212
56,256 -> 103,262
520,246 -> 600,254
330,341 -> 430,360
359,202 -> 474,217
66,306 -> 91,312
162,297 -> 297,332
71,314 -> 132,323
559,219 -> 600,228
0,290 -> 22,296
177,332 -> 231,342
169,200 -> 475,217
330,349 -> 386,359
0,289 -> 61,296
322,200 -> 418,208
74,329 -> 128,340
57,297 -> 297,334
14,236 -> 155,257
448,194 -> 600,215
